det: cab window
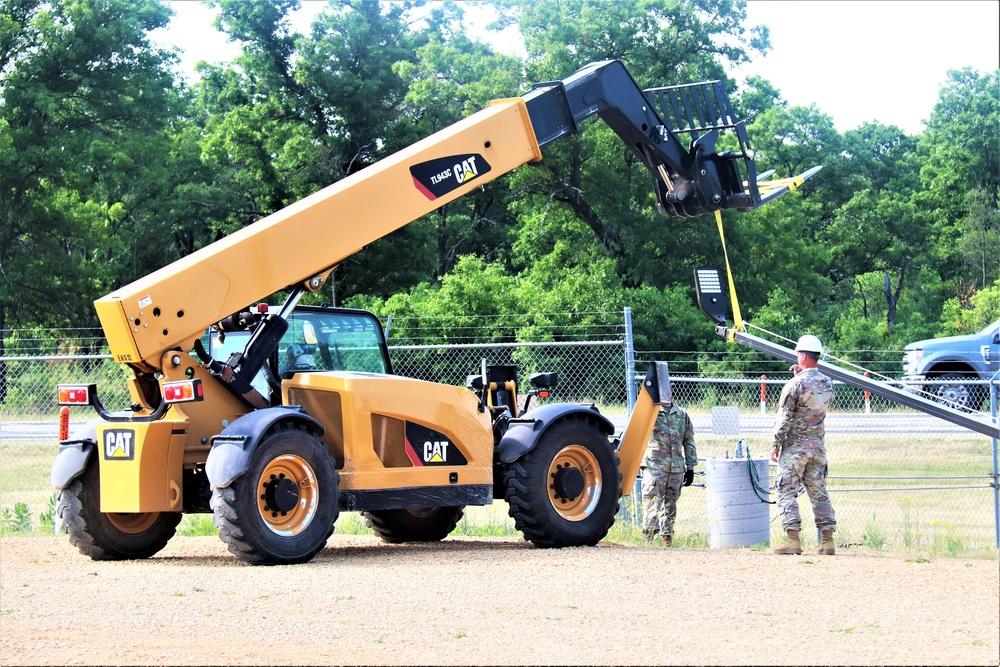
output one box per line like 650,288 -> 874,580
279,310 -> 389,376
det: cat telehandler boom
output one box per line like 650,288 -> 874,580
53,59 -> 816,564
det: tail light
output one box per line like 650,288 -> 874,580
57,384 -> 96,406
162,379 -> 204,403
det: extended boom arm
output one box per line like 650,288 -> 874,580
523,60 -> 760,217
95,60 -> 811,405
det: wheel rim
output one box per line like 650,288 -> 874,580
547,445 -> 602,522
935,381 -> 970,407
107,512 -> 159,534
257,454 -> 319,536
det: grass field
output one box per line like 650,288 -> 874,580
2,427 -> 998,556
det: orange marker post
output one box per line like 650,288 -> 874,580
59,406 -> 70,442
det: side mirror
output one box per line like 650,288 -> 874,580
694,267 -> 728,325
529,372 -> 558,389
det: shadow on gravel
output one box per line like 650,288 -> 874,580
310,537 -> 540,564
147,535 -> 548,567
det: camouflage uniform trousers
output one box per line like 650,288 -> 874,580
641,469 -> 684,538
776,445 -> 837,533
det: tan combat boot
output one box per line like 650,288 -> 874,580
774,529 -> 802,555
818,530 -> 836,555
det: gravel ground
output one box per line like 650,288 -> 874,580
1,534 -> 997,666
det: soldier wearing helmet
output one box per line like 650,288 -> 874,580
771,334 -> 837,555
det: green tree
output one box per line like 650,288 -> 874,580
711,102 -> 842,332
828,191 -> 932,334
734,74 -> 784,125
492,0 -> 770,292
915,68 -> 1000,303
197,0 -> 440,302
955,187 -> 1000,290
0,0 -> 180,394
727,193 -> 833,321
919,68 -> 999,217
939,279 -> 1000,335
508,0 -> 767,82
391,20 -> 525,280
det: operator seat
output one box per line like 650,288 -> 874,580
279,343 -> 317,378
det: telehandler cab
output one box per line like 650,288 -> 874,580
53,59 -> 817,564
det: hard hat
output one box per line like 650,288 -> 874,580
795,334 -> 823,354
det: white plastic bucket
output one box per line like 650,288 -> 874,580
705,456 -> 771,548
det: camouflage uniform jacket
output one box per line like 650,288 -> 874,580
773,368 -> 835,452
642,405 -> 697,474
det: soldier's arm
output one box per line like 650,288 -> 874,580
683,411 -> 697,469
772,381 -> 800,451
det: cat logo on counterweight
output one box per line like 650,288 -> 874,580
103,429 -> 135,460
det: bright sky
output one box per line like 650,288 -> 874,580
151,0 -> 999,136
735,1 -> 999,135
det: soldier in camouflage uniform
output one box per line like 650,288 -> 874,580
641,394 -> 697,546
771,334 -> 837,556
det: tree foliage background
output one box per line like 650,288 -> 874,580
2,0 -> 998,365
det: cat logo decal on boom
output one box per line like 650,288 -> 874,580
103,429 -> 135,461
403,422 -> 468,466
410,154 -> 492,201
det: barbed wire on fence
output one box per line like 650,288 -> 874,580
382,311 -> 628,346
4,314 -> 910,375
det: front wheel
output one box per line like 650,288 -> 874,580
58,456 -> 181,560
503,416 -> 621,548
212,424 -> 339,565
363,506 -> 465,543
930,372 -> 981,411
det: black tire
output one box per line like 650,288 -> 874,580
363,506 -> 465,543
931,372 -> 981,411
211,424 -> 339,565
58,456 -> 181,560
503,416 -> 621,548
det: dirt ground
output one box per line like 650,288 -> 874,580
0,534 -> 997,666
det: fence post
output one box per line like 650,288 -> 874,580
624,306 -> 636,413
760,374 -> 767,414
991,369 -> 999,549
623,307 -> 642,521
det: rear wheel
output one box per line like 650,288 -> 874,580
931,372 -> 981,411
212,424 -> 338,565
58,456 -> 181,560
363,506 -> 465,543
503,416 -> 621,548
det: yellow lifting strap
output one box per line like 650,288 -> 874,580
755,175 -> 806,193
714,210 -> 744,340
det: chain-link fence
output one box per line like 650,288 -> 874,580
2,318 -> 998,552
655,376 -> 999,553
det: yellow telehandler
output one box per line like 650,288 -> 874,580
52,60 -> 816,564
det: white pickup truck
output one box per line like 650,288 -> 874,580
903,319 -> 1000,411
